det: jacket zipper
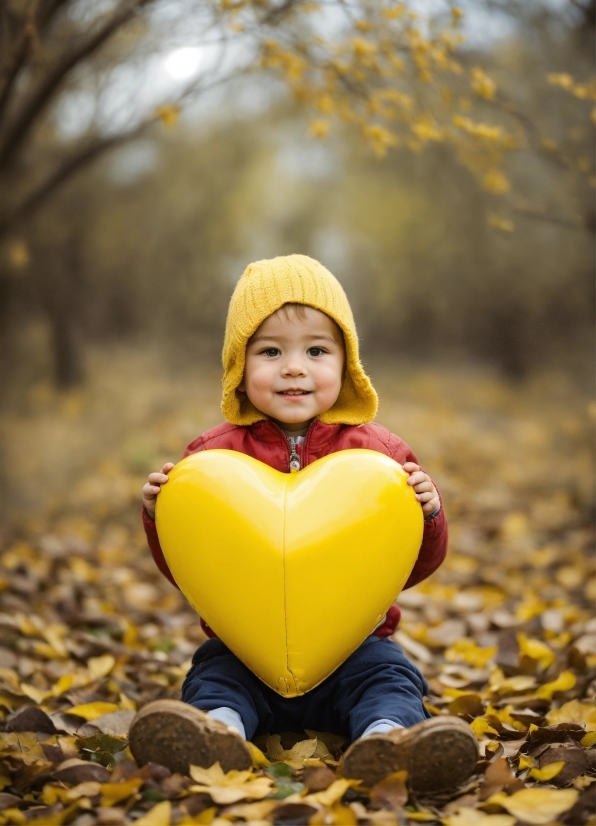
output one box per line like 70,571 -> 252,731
288,437 -> 301,473
268,420 -> 316,473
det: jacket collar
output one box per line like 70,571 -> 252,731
249,418 -> 343,449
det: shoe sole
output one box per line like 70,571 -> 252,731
128,699 -> 252,775
340,717 -> 478,792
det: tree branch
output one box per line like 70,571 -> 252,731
0,0 -> 154,172
0,0 -> 71,126
0,119 -> 155,240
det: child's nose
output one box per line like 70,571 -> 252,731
282,358 -> 307,377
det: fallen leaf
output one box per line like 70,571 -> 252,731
100,777 -> 144,805
529,760 -> 564,781
134,800 -> 172,826
545,699 -> 596,729
68,701 -> 120,721
536,670 -> 576,700
189,762 -> 274,804
478,758 -> 518,800
489,787 -> 579,824
443,809 -> 515,826
87,654 -> 116,679
369,770 -> 408,810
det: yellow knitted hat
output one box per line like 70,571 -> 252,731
221,254 -> 378,425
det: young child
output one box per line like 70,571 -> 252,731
129,255 -> 478,793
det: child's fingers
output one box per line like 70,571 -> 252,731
422,500 -> 440,514
403,462 -> 420,473
413,480 -> 434,494
162,463 -> 175,473
416,490 -> 435,503
148,472 -> 169,484
143,483 -> 161,497
407,471 -> 428,487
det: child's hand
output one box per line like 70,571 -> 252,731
143,463 -> 175,519
403,462 -> 440,518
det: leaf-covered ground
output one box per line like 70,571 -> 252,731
0,361 -> 594,825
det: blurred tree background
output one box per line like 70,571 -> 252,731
0,0 -> 593,515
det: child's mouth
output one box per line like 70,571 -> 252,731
278,390 -> 311,396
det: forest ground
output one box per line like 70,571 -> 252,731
0,348 -> 593,825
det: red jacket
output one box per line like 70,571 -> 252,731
142,419 -> 448,638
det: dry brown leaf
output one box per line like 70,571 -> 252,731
369,770 -> 408,811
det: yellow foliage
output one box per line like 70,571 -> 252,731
445,639 -> 497,668
487,788 -> 578,825
452,115 -> 504,142
309,119 -> 331,138
68,701 -> 120,720
482,170 -> 510,195
471,67 -> 497,100
189,762 -> 274,804
488,213 -> 514,232
517,634 -> 555,671
444,809 -> 515,826
134,801 -> 172,826
529,761 -> 564,781
536,670 -> 576,699
156,104 -> 180,129
545,699 -> 596,730
547,72 -> 574,90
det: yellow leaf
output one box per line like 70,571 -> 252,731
134,801 -> 171,826
1,809 -> 27,825
517,635 -> 555,670
247,741 -> 270,767
536,670 -> 576,699
20,683 -> 50,703
100,777 -> 143,806
51,674 -> 74,696
529,761 -> 564,781
581,731 -> 596,747
156,104 -> 180,128
309,119 -> 330,138
43,626 -> 68,658
482,170 -> 511,195
496,788 -> 578,824
471,67 -> 497,100
119,692 -> 136,711
547,72 -> 574,90
444,808 -> 515,826
445,639 -> 497,668
68,702 -> 119,721
65,781 -> 102,800
87,655 -> 115,679
518,755 -> 535,770
488,213 -> 514,233
471,718 -> 498,739
192,808 -> 217,825
189,762 -> 274,805
306,778 -> 353,806
546,699 -> 596,730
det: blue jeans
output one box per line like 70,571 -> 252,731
181,635 -> 430,742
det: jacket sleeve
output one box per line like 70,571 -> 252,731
389,438 -> 448,590
141,435 -> 207,589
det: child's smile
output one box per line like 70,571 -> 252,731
238,305 -> 345,436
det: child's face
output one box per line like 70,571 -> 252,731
239,306 -> 345,435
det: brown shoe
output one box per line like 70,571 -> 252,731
339,716 -> 478,793
128,699 -> 253,775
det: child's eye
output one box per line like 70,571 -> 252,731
261,348 -> 280,357
308,347 -> 327,357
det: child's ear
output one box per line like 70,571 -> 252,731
237,377 -> 245,392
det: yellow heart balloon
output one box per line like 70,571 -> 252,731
156,449 -> 423,697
